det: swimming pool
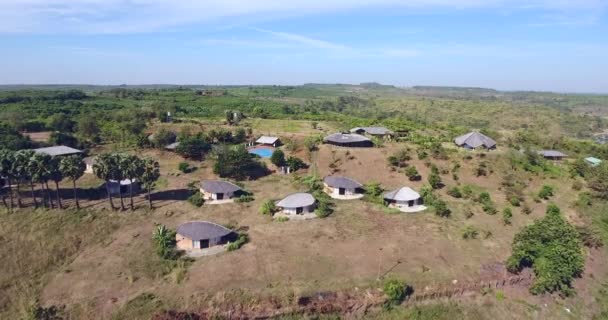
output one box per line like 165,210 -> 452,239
248,146 -> 274,158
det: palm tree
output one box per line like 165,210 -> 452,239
93,153 -> 117,210
29,153 -> 52,209
59,155 -> 86,209
12,150 -> 33,208
0,149 -> 15,211
48,158 -> 64,209
121,154 -> 143,210
112,153 -> 127,211
140,158 -> 160,209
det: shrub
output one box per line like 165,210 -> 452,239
447,186 -> 462,198
187,192 -> 205,207
572,180 -> 583,191
275,216 -> 289,222
234,194 -> 254,203
478,192 -> 491,204
178,162 -> 191,173
433,200 -> 451,218
475,162 -> 488,177
509,197 -> 521,207
506,204 -> 584,296
152,224 -> 177,260
259,200 -> 277,215
483,202 -> 497,215
315,200 -> 333,218
270,149 -> 286,167
464,210 -> 474,219
462,225 -> 479,239
538,185 -> 554,200
227,232 -> 249,251
503,207 -> 513,225
286,156 -> 307,172
461,185 -> 474,199
405,166 -> 420,181
383,278 -> 409,305
428,171 -> 442,190
522,203 -> 532,215
364,183 -> 384,204
575,192 -> 592,207
387,149 -> 411,168
576,226 -> 603,248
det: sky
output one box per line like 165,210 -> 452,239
1,0 -> 607,92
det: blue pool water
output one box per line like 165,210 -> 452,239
248,147 -> 273,158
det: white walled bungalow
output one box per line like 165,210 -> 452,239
454,132 -> 496,150
256,136 -> 281,147
200,180 -> 241,202
276,192 -> 316,216
323,175 -> 364,200
383,187 -> 427,213
106,179 -> 141,196
538,150 -> 567,161
176,221 -> 234,251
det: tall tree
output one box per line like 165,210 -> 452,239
0,149 -> 15,210
111,154 -> 127,210
14,150 -> 36,208
121,154 -> 144,210
140,158 -> 160,209
48,158 -> 64,209
29,153 -> 52,209
94,153 -> 117,210
59,155 -> 86,209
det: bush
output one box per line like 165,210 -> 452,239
315,200 -> 333,218
538,185 -> 554,200
509,197 -> 521,207
522,203 -> 532,215
461,185 -> 473,199
187,192 -> 205,207
234,194 -> 254,203
462,225 -> 479,239
447,186 -> 462,198
405,166 -> 420,181
227,233 -> 249,251
503,207 -> 513,225
286,156 -> 307,172
364,183 -> 384,204
175,136 -> 211,159
477,192 -> 491,204
577,226 -> 603,248
383,278 -> 409,305
428,171 -> 442,190
433,200 -> 451,218
576,192 -> 592,207
483,202 -> 497,215
259,200 -> 277,215
506,204 -> 584,296
270,149 -> 286,167
464,210 -> 474,219
178,162 -> 191,173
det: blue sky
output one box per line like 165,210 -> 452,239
1,0 -> 607,92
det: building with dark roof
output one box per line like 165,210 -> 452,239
176,221 -> 234,250
199,180 -> 241,201
538,150 -> 567,160
350,126 -> 393,137
323,133 -> 373,148
323,175 -> 364,200
454,132 -> 496,150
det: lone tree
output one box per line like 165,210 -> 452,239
94,153 -> 118,210
270,149 -> 286,167
140,158 -> 160,209
121,154 -> 144,210
59,155 -> 86,209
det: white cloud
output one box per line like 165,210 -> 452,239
0,0 -> 604,34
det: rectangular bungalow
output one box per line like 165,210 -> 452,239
256,136 -> 281,147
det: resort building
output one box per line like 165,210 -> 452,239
323,175 -> 364,200
585,157 -> 603,167
256,136 -> 281,147
33,145 -> 83,157
383,186 -> 426,213
200,180 -> 241,202
350,126 -> 393,137
323,133 -> 373,148
538,150 -> 567,161
176,221 -> 234,250
276,192 -> 316,217
454,131 -> 496,150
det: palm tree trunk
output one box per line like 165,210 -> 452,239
118,183 -> 125,211
45,182 -> 54,209
7,178 -> 13,211
40,183 -> 47,208
129,179 -> 134,210
72,179 -> 79,209
147,186 -> 152,209
1,195 -> 7,209
15,181 -> 22,208
30,180 -> 38,208
54,181 -> 63,209
105,181 -> 115,210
